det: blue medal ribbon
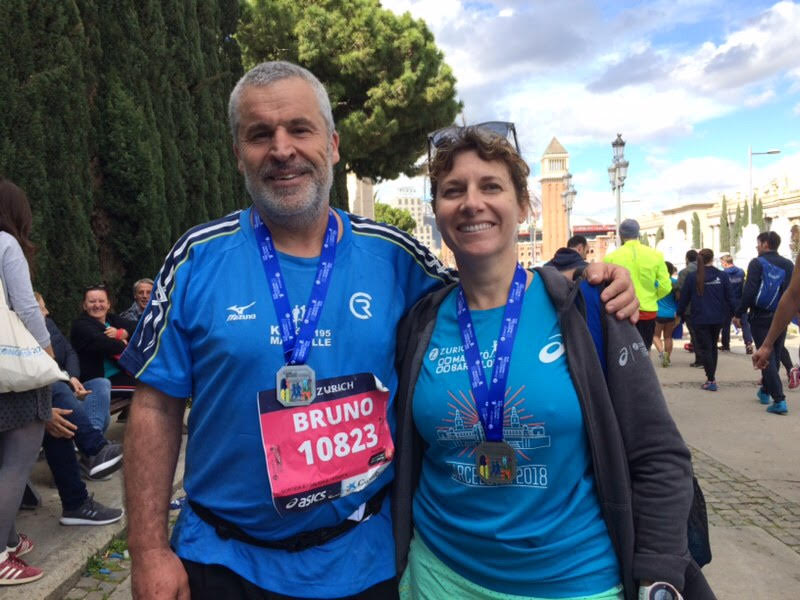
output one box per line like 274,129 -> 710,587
456,264 -> 527,442
253,210 -> 338,365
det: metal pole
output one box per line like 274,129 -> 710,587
748,145 -> 752,201
615,175 -> 621,245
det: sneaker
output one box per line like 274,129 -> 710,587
80,443 -> 122,480
702,381 -> 718,391
660,353 -> 669,368
690,362 -> 704,368
0,552 -> 43,585
6,533 -> 33,558
767,400 -> 788,415
665,354 -> 671,366
718,345 -> 730,351
60,495 -> 124,526
746,343 -> 754,355
789,367 -> 800,390
757,388 -> 771,405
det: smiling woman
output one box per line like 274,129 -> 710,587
70,285 -> 138,389
392,126 -> 711,600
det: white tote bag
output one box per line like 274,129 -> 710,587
0,278 -> 67,393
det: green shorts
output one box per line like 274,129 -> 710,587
399,532 -> 623,600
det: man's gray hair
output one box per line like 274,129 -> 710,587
133,278 -> 154,294
228,61 -> 335,143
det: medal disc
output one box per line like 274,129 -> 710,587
276,365 -> 316,407
475,441 -> 516,485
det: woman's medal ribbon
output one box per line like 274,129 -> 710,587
456,264 -> 527,484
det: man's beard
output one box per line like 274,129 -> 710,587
245,152 -> 334,230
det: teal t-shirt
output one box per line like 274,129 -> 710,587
657,277 -> 678,319
412,275 -> 620,597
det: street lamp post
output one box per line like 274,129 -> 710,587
561,172 -> 577,239
608,134 -> 629,245
748,145 -> 781,200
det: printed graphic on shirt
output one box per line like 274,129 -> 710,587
431,384 -> 552,489
264,303 -> 334,348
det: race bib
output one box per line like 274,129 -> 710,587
258,372 -> 393,515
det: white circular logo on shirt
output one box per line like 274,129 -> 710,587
538,335 -> 565,363
428,347 -> 439,361
349,292 -> 373,320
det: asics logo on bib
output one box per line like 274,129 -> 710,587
285,491 -> 328,509
226,301 -> 256,321
349,292 -> 373,319
538,334 -> 565,363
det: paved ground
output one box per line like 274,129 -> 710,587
6,332 -> 800,599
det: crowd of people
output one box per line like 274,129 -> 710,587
1,58 -> 726,600
0,179 -> 153,585
584,218 -> 798,414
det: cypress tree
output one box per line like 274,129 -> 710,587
733,205 -> 743,252
753,199 -> 765,231
743,200 -> 750,227
692,212 -> 701,248
655,226 -> 664,246
719,196 -> 730,254
1,0 -> 98,328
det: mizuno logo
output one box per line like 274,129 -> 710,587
226,302 -> 257,322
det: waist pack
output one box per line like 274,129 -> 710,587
754,257 -> 786,312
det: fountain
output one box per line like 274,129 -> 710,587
734,224 -> 760,267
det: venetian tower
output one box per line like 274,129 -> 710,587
540,138 -> 570,260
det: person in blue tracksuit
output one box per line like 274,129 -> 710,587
719,254 -> 749,352
677,249 -> 733,391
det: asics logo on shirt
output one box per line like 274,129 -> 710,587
618,347 -> 629,366
226,301 -> 257,321
538,335 -> 565,363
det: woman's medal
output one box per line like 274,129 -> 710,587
254,210 -> 338,407
455,265 -> 527,485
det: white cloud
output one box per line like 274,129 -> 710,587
670,1 -> 800,95
376,1 -> 800,222
744,89 -> 776,107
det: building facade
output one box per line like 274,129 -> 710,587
382,187 -> 442,255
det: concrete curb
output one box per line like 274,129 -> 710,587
6,425 -> 186,600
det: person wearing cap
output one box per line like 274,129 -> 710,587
605,219 -> 671,351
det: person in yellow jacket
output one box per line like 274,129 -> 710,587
605,219 -> 671,351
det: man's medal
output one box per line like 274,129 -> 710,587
254,210 -> 338,407
456,264 -> 527,485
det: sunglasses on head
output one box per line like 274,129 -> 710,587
427,121 -> 520,165
84,283 -> 107,293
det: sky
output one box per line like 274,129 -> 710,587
376,0 -> 800,224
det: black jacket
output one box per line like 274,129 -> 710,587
393,267 -> 712,599
736,251 -> 794,321
544,247 -> 588,271
70,312 -> 137,381
677,266 -> 733,326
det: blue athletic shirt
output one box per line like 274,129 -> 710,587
119,207 -> 452,597
412,274 -> 620,597
657,276 -> 678,319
